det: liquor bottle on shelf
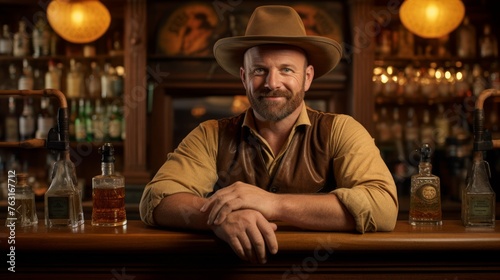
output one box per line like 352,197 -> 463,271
86,61 -> 102,99
376,107 -> 391,144
32,17 -> 51,57
92,142 -> 127,226
92,99 -> 106,142
74,98 -> 87,142
471,64 -> 488,97
404,108 -> 419,157
18,59 -> 34,90
19,97 -> 35,141
107,102 -> 122,141
434,104 -> 450,148
44,158 -> 84,228
479,24 -> 498,59
1,64 -> 18,90
35,97 -> 55,139
12,20 -> 30,57
68,99 -> 77,142
455,16 -> 476,59
0,24 -> 13,56
66,59 -> 84,99
101,63 -> 115,99
409,144 -> 442,226
45,60 -> 61,90
4,97 -> 19,142
84,99 -> 94,142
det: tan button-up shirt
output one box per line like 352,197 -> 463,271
140,104 -> 398,233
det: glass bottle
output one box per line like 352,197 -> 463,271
74,98 -> 87,142
479,24 -> 498,58
32,17 -> 51,57
92,143 -> 127,226
86,61 -> 102,98
18,59 -> 34,90
12,20 -> 30,57
44,158 -> 84,227
92,99 -> 106,142
19,97 -> 35,141
404,107 -> 419,156
107,103 -> 122,141
66,59 -> 84,99
409,144 -> 442,226
45,60 -> 61,90
101,63 -> 115,99
35,97 -> 55,139
5,173 -> 38,227
434,104 -> 450,148
420,109 -> 434,146
455,16 -> 476,59
84,99 -> 94,142
69,99 -> 78,142
0,24 -> 13,56
5,97 -> 19,142
2,64 -> 18,90
462,151 -> 496,227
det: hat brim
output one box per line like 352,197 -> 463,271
213,35 -> 342,79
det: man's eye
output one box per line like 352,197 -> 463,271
254,68 -> 265,74
283,68 -> 293,73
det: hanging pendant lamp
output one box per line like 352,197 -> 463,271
399,0 -> 465,38
47,0 -> 111,44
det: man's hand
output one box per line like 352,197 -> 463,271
200,181 -> 278,225
211,209 -> 278,264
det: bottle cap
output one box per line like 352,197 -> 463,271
419,143 -> 432,163
99,143 -> 115,163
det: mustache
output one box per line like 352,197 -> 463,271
257,89 -> 292,98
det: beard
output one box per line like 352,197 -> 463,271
247,87 -> 305,122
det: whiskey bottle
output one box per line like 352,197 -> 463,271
462,151 -> 496,227
44,158 -> 84,227
45,60 -> 61,90
5,173 -> 38,227
66,59 -> 84,99
18,59 -> 34,90
92,143 -> 127,226
35,97 -> 55,139
409,144 -> 442,226
86,61 -> 102,99
0,24 -> 13,56
4,97 -> 19,142
455,16 -> 476,59
12,21 -> 30,57
19,97 -> 35,141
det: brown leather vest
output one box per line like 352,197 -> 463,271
215,109 -> 337,194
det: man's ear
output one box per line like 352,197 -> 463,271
304,65 -> 314,91
240,67 -> 248,90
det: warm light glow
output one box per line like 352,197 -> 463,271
47,0 -> 111,44
400,0 -> 465,38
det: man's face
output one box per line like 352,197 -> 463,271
240,45 -> 314,122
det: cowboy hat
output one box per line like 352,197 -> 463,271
213,5 -> 342,79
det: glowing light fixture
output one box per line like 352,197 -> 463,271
399,0 -> 465,38
47,0 -> 111,44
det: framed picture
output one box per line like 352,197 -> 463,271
152,1 -> 345,57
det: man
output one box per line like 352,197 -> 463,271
140,5 -> 398,264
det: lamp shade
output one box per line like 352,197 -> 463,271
399,0 -> 465,38
47,0 -> 111,44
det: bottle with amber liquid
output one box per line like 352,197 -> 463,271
92,143 -> 127,226
409,144 -> 442,226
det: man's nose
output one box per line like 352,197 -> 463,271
265,70 -> 282,90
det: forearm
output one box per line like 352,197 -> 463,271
153,193 -> 211,231
272,193 -> 355,231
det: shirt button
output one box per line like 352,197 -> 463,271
270,187 -> 278,193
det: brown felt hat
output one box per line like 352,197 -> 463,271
213,5 -> 342,79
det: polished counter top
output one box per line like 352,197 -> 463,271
2,220 -> 500,279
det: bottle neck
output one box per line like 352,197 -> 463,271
101,162 -> 115,175
418,161 -> 432,176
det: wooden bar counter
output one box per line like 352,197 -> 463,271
1,220 -> 500,279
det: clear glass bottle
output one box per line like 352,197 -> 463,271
45,60 -> 61,90
12,20 -> 30,57
456,16 -> 476,59
66,59 -> 84,99
5,97 -> 19,142
5,173 -> 38,227
19,97 -> 35,141
18,59 -> 33,90
74,98 -> 87,142
0,24 -> 13,56
108,103 -> 122,141
35,97 -> 55,139
92,143 -> 127,226
32,17 -> 51,57
409,144 -> 442,226
44,158 -> 84,228
92,99 -> 106,142
462,151 -> 496,227
86,61 -> 102,98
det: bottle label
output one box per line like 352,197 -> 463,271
417,185 -> 439,203
47,196 -> 70,219
470,197 -> 493,218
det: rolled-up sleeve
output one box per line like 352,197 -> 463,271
139,120 -> 219,226
329,115 -> 399,233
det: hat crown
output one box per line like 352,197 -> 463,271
245,6 -> 307,37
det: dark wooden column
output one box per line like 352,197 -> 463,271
348,0 -> 376,135
123,0 -> 150,184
